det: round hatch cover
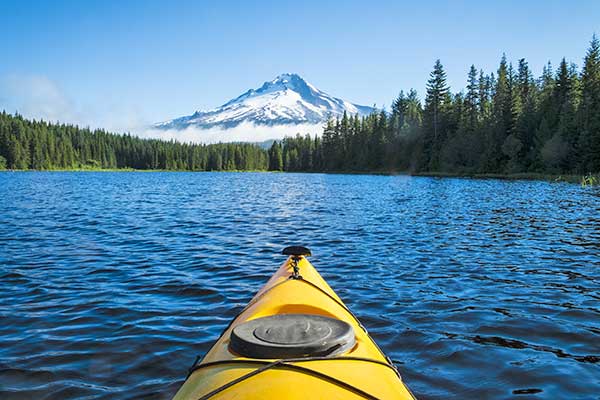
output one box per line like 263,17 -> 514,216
230,314 -> 355,359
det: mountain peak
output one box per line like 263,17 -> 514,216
155,74 -> 374,130
273,72 -> 302,81
257,73 -> 309,93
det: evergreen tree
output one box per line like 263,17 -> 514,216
268,141 -> 283,171
421,59 -> 450,171
478,70 -> 492,120
486,54 -> 515,171
465,65 -> 480,131
578,35 -> 600,172
513,58 -> 538,170
543,58 -> 580,171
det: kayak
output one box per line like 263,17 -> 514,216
173,246 -> 416,399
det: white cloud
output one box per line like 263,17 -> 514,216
1,74 -> 77,123
0,74 -> 149,134
135,121 -> 324,144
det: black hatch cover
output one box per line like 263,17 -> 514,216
230,314 -> 355,359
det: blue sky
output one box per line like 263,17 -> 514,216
1,0 -> 599,134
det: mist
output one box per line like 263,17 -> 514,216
135,122 -> 324,144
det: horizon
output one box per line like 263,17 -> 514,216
1,0 -> 599,140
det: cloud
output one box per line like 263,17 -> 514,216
1,74 -> 77,123
135,122 -> 324,144
0,74 -> 149,133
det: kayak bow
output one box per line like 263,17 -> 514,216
174,246 -> 415,399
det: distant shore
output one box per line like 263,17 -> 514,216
410,171 -> 598,184
2,168 -> 598,185
329,170 -> 599,185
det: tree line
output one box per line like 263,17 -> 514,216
1,35 -> 599,175
268,35 -> 600,175
0,112 -> 268,171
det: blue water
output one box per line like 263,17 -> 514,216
0,172 -> 598,399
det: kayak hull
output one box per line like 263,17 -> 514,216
173,256 -> 415,399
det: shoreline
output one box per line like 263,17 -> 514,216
410,171 -> 595,184
1,168 -> 597,185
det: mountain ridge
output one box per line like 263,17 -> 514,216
155,73 -> 374,130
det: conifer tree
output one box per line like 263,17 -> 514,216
422,59 -> 450,171
465,65 -> 480,131
578,34 -> 600,172
268,141 -> 283,171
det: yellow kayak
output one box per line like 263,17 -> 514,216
174,246 -> 416,399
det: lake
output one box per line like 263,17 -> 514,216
0,172 -> 598,399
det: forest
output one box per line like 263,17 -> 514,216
273,35 -> 600,175
0,112 -> 268,171
1,36 -> 599,175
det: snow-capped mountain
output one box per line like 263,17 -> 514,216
155,73 -> 374,130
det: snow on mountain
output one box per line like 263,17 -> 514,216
154,73 -> 374,130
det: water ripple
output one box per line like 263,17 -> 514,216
0,172 -> 599,399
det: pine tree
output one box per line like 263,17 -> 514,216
268,141 -> 283,171
512,58 -> 538,170
578,34 -> 600,172
404,89 -> 423,133
487,54 -> 516,172
465,65 -> 480,131
546,58 -> 580,171
321,118 -> 337,170
390,91 -> 407,138
516,59 -> 534,105
478,70 -> 492,120
421,59 -> 450,171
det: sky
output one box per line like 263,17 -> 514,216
1,0 -> 599,139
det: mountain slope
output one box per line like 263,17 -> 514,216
155,73 -> 374,130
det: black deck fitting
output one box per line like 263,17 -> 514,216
282,246 -> 312,257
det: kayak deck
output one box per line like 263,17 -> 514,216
173,254 -> 415,399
